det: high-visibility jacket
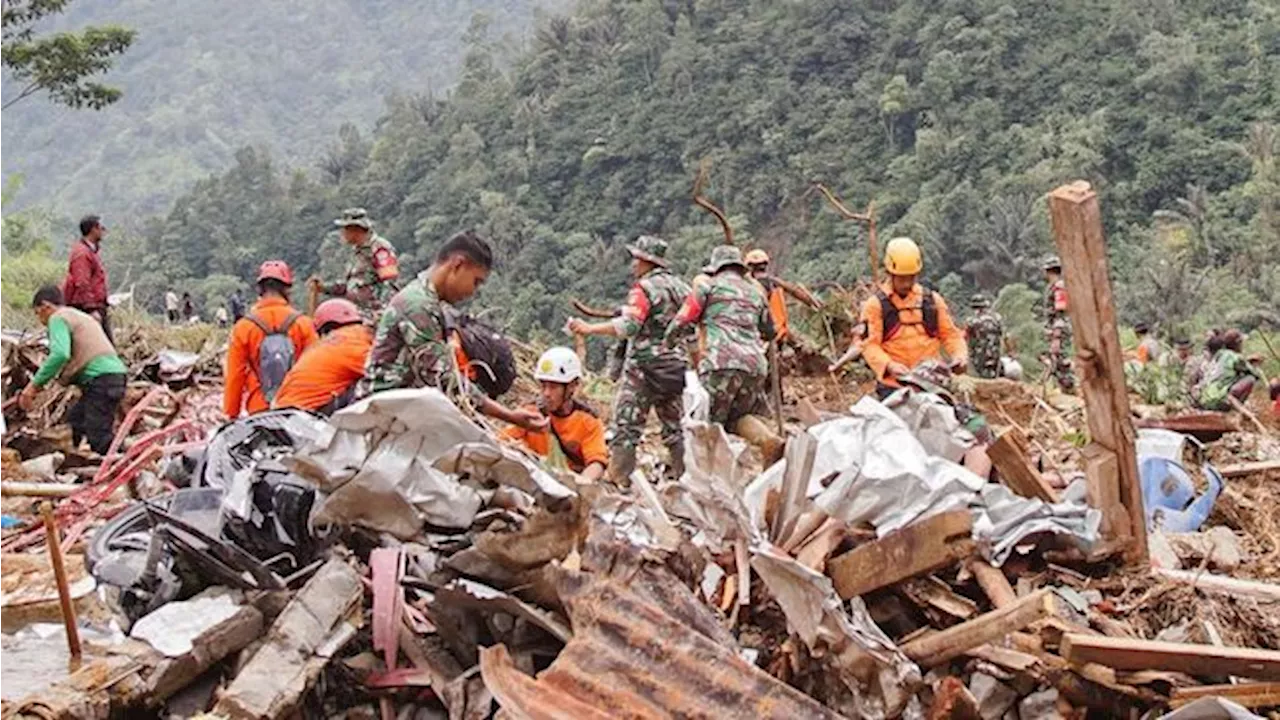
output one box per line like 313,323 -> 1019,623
223,296 -> 318,417
274,324 -> 373,412
858,282 -> 966,386
766,284 -> 789,341
503,403 -> 608,474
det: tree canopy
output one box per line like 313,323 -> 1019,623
1,0 -> 134,110
108,0 -> 1280,349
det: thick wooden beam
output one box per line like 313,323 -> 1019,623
829,511 -> 974,600
1080,443 -> 1130,543
987,428 -> 1058,503
902,590 -> 1056,668
1047,182 -> 1147,565
1061,634 -> 1280,681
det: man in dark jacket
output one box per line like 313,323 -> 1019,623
63,214 -> 112,342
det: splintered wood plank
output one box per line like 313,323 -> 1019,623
902,590 -> 1056,668
1060,634 -> 1280,682
987,428 -> 1058,503
968,559 -> 1017,609
828,511 -> 974,600
1170,682 -> 1280,709
1081,443 -> 1130,542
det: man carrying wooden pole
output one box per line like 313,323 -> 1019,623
1046,181 -> 1148,565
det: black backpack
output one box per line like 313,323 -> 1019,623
878,287 -> 939,339
443,310 -> 516,399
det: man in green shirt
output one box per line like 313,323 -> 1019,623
18,285 -> 128,454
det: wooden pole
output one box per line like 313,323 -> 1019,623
1046,182 -> 1148,566
41,501 -> 82,669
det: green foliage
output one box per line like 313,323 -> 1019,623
1,176 -> 63,321
1,0 -> 134,110
1,0 -> 569,217
96,0 -> 1280,355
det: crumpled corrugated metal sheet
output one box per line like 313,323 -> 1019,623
479,563 -> 848,720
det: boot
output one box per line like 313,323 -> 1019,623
608,445 -> 637,487
668,439 -> 686,481
734,414 -> 785,467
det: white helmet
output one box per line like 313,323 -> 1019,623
534,347 -> 582,384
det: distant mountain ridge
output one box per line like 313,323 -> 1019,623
0,0 -> 563,220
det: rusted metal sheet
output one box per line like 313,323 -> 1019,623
479,565 -> 848,719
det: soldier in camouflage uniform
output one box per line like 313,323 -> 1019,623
568,236 -> 690,483
965,293 -> 1003,379
314,209 -> 401,322
665,245 -> 776,427
1042,255 -> 1076,393
361,231 -> 545,431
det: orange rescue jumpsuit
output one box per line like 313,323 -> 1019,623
274,324 -> 373,412
858,282 -> 967,387
223,296 -> 318,417
503,404 -> 609,474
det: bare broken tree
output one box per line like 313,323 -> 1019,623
813,183 -> 879,283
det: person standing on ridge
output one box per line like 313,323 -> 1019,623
568,236 -> 690,483
965,293 -> 1003,380
63,214 -> 113,342
223,261 -> 318,419
858,237 -> 967,398
312,208 -> 401,321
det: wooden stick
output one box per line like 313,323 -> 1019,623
1217,460 -> 1280,478
1228,395 -> 1271,436
902,589 -> 1055,668
969,559 -> 1017,609
41,501 -> 82,669
1171,682 -> 1280,709
2,482 -> 81,497
1153,568 -> 1280,603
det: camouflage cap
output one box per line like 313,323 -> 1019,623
626,235 -> 670,267
969,293 -> 992,308
705,245 -> 747,275
1042,254 -> 1062,271
334,208 -> 373,229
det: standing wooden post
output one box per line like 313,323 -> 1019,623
41,502 -> 83,669
1046,182 -> 1148,565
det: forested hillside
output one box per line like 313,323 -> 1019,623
0,0 -> 565,217
110,0 -> 1280,347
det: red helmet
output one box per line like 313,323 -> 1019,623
257,260 -> 293,285
314,298 -> 361,330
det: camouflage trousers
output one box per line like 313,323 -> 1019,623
609,364 -> 683,453
703,369 -> 769,428
972,353 -> 1000,379
1046,319 -> 1076,392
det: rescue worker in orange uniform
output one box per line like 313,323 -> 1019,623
503,347 -> 609,482
223,261 -> 318,418
274,298 -> 373,414
744,249 -> 822,343
858,237 -> 967,398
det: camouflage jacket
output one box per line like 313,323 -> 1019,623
331,234 -> 401,313
362,272 -> 474,398
1045,279 -> 1069,323
613,268 -> 690,367
665,271 -> 775,375
966,309 -> 1004,377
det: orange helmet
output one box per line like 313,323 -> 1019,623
257,260 -> 294,286
314,298 -> 361,330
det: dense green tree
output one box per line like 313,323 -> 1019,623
1,0 -> 134,110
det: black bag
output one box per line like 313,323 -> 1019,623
443,309 -> 517,399
641,357 -> 687,397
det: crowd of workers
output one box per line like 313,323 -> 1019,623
15,210 -> 1279,476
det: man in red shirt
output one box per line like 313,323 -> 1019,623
223,261 -> 318,418
63,215 -> 112,342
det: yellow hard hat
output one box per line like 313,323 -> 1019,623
883,237 -> 923,275
744,249 -> 770,265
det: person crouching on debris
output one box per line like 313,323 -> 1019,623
273,299 -> 372,415
362,231 -> 547,433
503,347 -> 608,483
1194,329 -> 1263,411
223,261 -> 319,419
19,285 -> 128,455
859,237 -> 967,399
665,245 -> 783,465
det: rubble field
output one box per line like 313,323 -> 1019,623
3,323 -> 1280,720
